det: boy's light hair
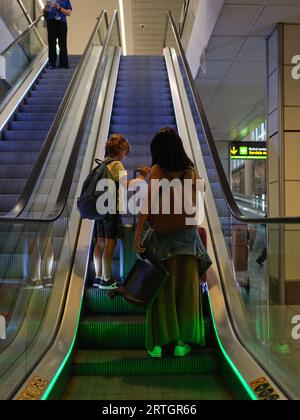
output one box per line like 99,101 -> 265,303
105,134 -> 130,158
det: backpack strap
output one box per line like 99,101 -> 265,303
95,157 -> 116,166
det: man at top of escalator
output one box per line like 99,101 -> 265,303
44,1 -> 72,70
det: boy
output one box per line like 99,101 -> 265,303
93,134 -> 149,290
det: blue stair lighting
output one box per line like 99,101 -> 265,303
0,56 -> 81,215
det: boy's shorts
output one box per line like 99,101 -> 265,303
96,214 -> 123,240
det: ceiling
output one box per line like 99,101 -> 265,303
195,0 -> 300,142
130,0 -> 183,55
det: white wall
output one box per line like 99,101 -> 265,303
183,0 -> 225,78
67,0 -> 119,55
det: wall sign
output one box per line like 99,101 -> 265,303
230,142 -> 267,160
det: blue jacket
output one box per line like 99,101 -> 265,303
46,0 -> 72,24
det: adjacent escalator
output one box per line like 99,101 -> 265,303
0,56 -> 81,215
63,56 -> 232,401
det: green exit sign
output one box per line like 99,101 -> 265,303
230,142 -> 267,160
240,147 -> 248,156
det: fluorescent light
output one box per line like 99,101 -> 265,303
119,0 -> 127,56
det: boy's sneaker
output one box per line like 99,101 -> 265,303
256,258 -> 265,267
99,278 -> 120,290
25,279 -> 44,289
93,278 -> 103,288
43,277 -> 53,288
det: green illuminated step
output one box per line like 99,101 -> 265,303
79,315 -> 214,350
73,349 -> 219,376
84,288 -> 145,315
79,315 -> 145,349
84,288 -> 211,317
64,374 -> 231,400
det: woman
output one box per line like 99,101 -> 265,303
134,128 -> 211,358
44,1 -> 72,69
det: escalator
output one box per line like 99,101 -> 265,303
64,56 -> 232,400
0,11 -> 81,216
2,10 -> 298,401
0,17 -> 80,359
0,56 -> 80,214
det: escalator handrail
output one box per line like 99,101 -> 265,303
0,10 -> 121,225
0,14 -> 44,56
164,11 -> 300,225
1,10 -> 110,220
17,0 -> 38,26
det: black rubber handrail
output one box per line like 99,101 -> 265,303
0,14 -> 44,56
0,10 -> 121,225
179,0 -> 190,38
2,10 -> 109,219
164,11 -> 300,225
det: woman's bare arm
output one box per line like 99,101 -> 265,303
134,166 -> 160,252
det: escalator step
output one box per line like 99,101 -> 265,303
79,315 -> 145,349
123,156 -> 152,168
84,289 -> 145,315
110,115 -> 176,125
64,374 -> 231,400
113,99 -> 173,108
0,178 -> 27,194
79,315 -> 214,350
73,349 -> 219,376
109,124 -> 177,134
0,165 -> 33,178
0,195 -> 20,213
0,141 -> 42,153
112,106 -> 175,116
14,113 -> 56,122
8,121 -> 53,131
2,131 -> 47,141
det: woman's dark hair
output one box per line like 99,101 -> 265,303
151,128 -> 193,171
